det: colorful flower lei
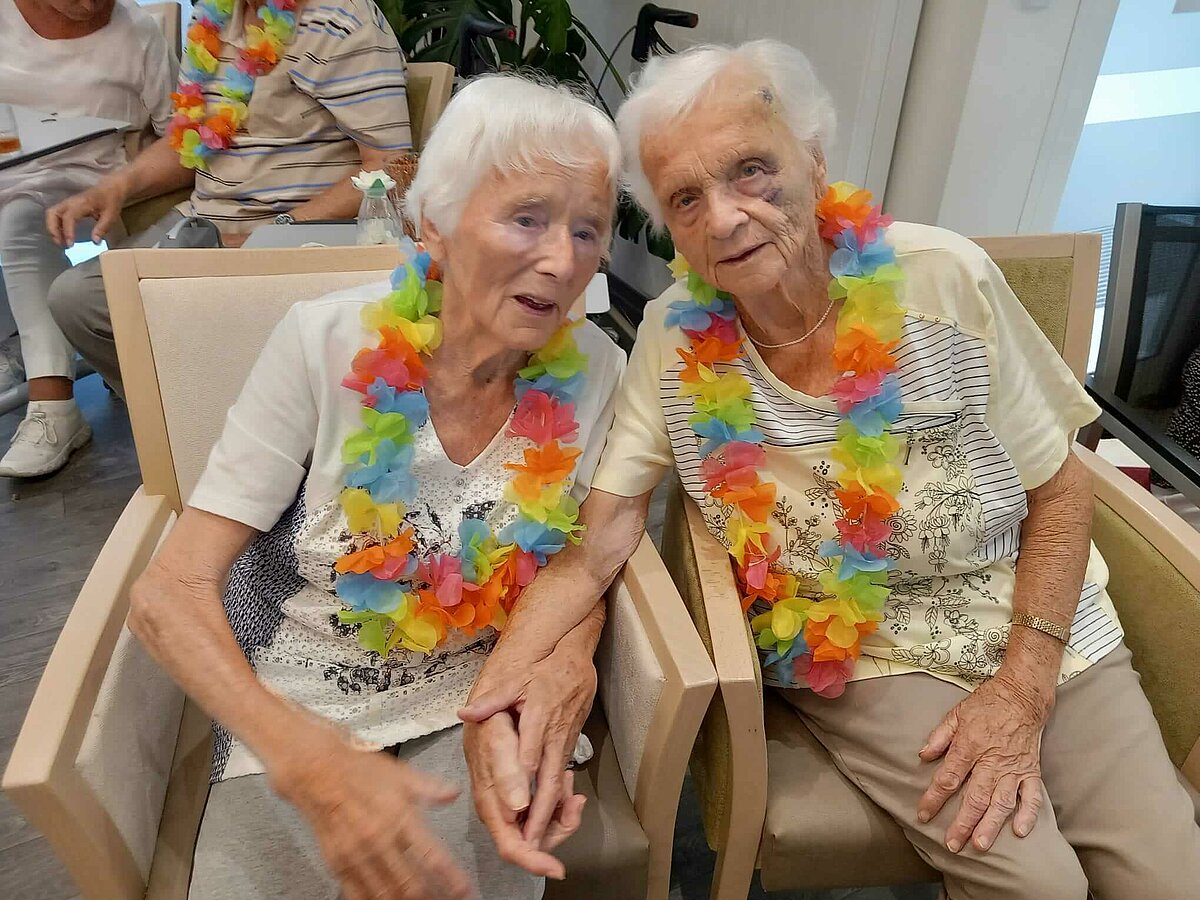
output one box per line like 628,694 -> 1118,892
334,239 -> 589,656
168,0 -> 299,169
667,182 -> 904,698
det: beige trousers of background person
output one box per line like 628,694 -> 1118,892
783,643 -> 1200,900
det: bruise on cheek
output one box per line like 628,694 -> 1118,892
763,187 -> 783,207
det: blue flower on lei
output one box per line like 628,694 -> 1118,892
762,633 -> 810,670
515,371 -> 585,405
457,518 -> 494,583
347,439 -> 417,504
367,379 -> 429,427
846,374 -> 902,436
335,571 -> 407,614
395,237 -> 432,283
830,231 -> 896,279
664,296 -> 737,333
693,418 -> 765,457
500,518 -> 568,566
818,540 -> 894,581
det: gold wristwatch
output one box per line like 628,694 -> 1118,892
1011,613 -> 1070,644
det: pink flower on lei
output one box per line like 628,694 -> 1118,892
830,370 -> 888,413
701,441 -> 766,494
509,390 -> 579,445
417,554 -> 464,608
794,655 -> 855,699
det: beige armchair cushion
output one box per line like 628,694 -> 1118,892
76,626 -> 186,881
548,712 -> 650,900
990,256 -> 1074,356
757,693 -> 936,891
596,576 -> 665,798
1091,498 -> 1200,768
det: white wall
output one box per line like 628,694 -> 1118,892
1054,0 -> 1200,232
571,0 -> 922,297
884,0 -> 1119,236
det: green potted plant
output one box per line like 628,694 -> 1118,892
374,0 -> 675,261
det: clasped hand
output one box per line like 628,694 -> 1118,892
458,640 -> 598,878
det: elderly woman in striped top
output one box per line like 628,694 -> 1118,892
463,41 -> 1200,899
128,76 -> 627,900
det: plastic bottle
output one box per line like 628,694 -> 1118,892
355,174 -> 403,246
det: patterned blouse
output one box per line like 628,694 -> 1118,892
591,222 -> 1122,693
189,283 -> 624,781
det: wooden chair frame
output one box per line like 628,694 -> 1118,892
674,232 -> 1166,900
4,246 -> 715,900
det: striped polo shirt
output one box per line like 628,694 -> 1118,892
176,0 -> 412,231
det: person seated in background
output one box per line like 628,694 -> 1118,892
127,75 -> 626,900
0,0 -> 173,478
3,0 -> 413,479
460,41 -> 1200,899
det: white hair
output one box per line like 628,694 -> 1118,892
616,40 -> 837,228
404,74 -> 622,237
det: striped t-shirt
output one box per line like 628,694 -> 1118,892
592,222 -> 1122,693
176,0 -> 412,231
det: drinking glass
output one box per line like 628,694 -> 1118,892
0,104 -> 21,157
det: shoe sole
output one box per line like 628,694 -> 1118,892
0,424 -> 93,478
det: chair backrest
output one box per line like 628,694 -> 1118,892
405,62 -> 455,152
101,246 -> 587,512
102,247 -> 403,511
969,233 -> 1101,382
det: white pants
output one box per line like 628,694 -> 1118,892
0,193 -> 77,380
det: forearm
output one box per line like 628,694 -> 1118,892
108,137 -> 194,202
494,489 -> 651,664
288,145 -> 396,222
128,510 -> 323,771
1005,451 -> 1094,695
556,599 -> 607,660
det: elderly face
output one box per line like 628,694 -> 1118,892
424,160 -> 611,352
641,68 -> 827,297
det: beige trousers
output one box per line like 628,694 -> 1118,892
782,643 -> 1200,900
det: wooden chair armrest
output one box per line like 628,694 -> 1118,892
596,534 -> 717,900
2,488 -> 176,898
676,493 -> 769,895
1075,444 -> 1200,787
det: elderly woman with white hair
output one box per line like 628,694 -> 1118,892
127,74 -> 626,900
461,41 -> 1200,899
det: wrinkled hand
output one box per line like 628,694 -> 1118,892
917,669 -> 1053,853
222,230 -> 250,248
46,176 -> 130,246
462,711 -> 584,879
460,642 -> 597,847
269,727 -> 476,900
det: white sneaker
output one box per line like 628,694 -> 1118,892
0,400 -> 92,478
0,335 -> 24,394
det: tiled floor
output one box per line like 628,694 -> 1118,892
0,375 -> 139,900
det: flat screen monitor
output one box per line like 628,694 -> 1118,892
1089,203 -> 1200,503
